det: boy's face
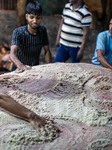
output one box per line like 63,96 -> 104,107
26,14 -> 42,29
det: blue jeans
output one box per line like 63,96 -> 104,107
53,44 -> 80,63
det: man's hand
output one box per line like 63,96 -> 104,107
55,40 -> 60,47
29,113 -> 60,133
45,50 -> 52,63
16,64 -> 31,73
97,50 -> 112,69
29,113 -> 47,128
77,49 -> 84,61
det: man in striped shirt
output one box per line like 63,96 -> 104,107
53,0 -> 92,63
10,2 -> 52,72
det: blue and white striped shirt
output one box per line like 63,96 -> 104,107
60,3 -> 92,48
11,25 -> 49,66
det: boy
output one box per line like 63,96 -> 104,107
10,2 -> 52,72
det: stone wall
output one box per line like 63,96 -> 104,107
0,11 -> 17,46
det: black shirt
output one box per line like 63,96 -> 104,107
11,25 -> 49,66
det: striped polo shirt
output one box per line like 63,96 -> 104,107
11,25 -> 49,66
60,3 -> 92,48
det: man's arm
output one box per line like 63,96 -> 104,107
0,93 -> 46,128
77,26 -> 89,61
10,45 -> 30,72
55,18 -> 64,47
44,45 -> 52,63
10,45 -> 23,68
97,50 -> 112,69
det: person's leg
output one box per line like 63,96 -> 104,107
53,45 -> 69,62
0,94 -> 46,128
69,47 -> 80,63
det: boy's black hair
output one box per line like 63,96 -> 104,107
26,1 -> 42,15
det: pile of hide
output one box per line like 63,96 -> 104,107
0,63 -> 112,150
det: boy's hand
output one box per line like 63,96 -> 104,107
16,64 -> 31,73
